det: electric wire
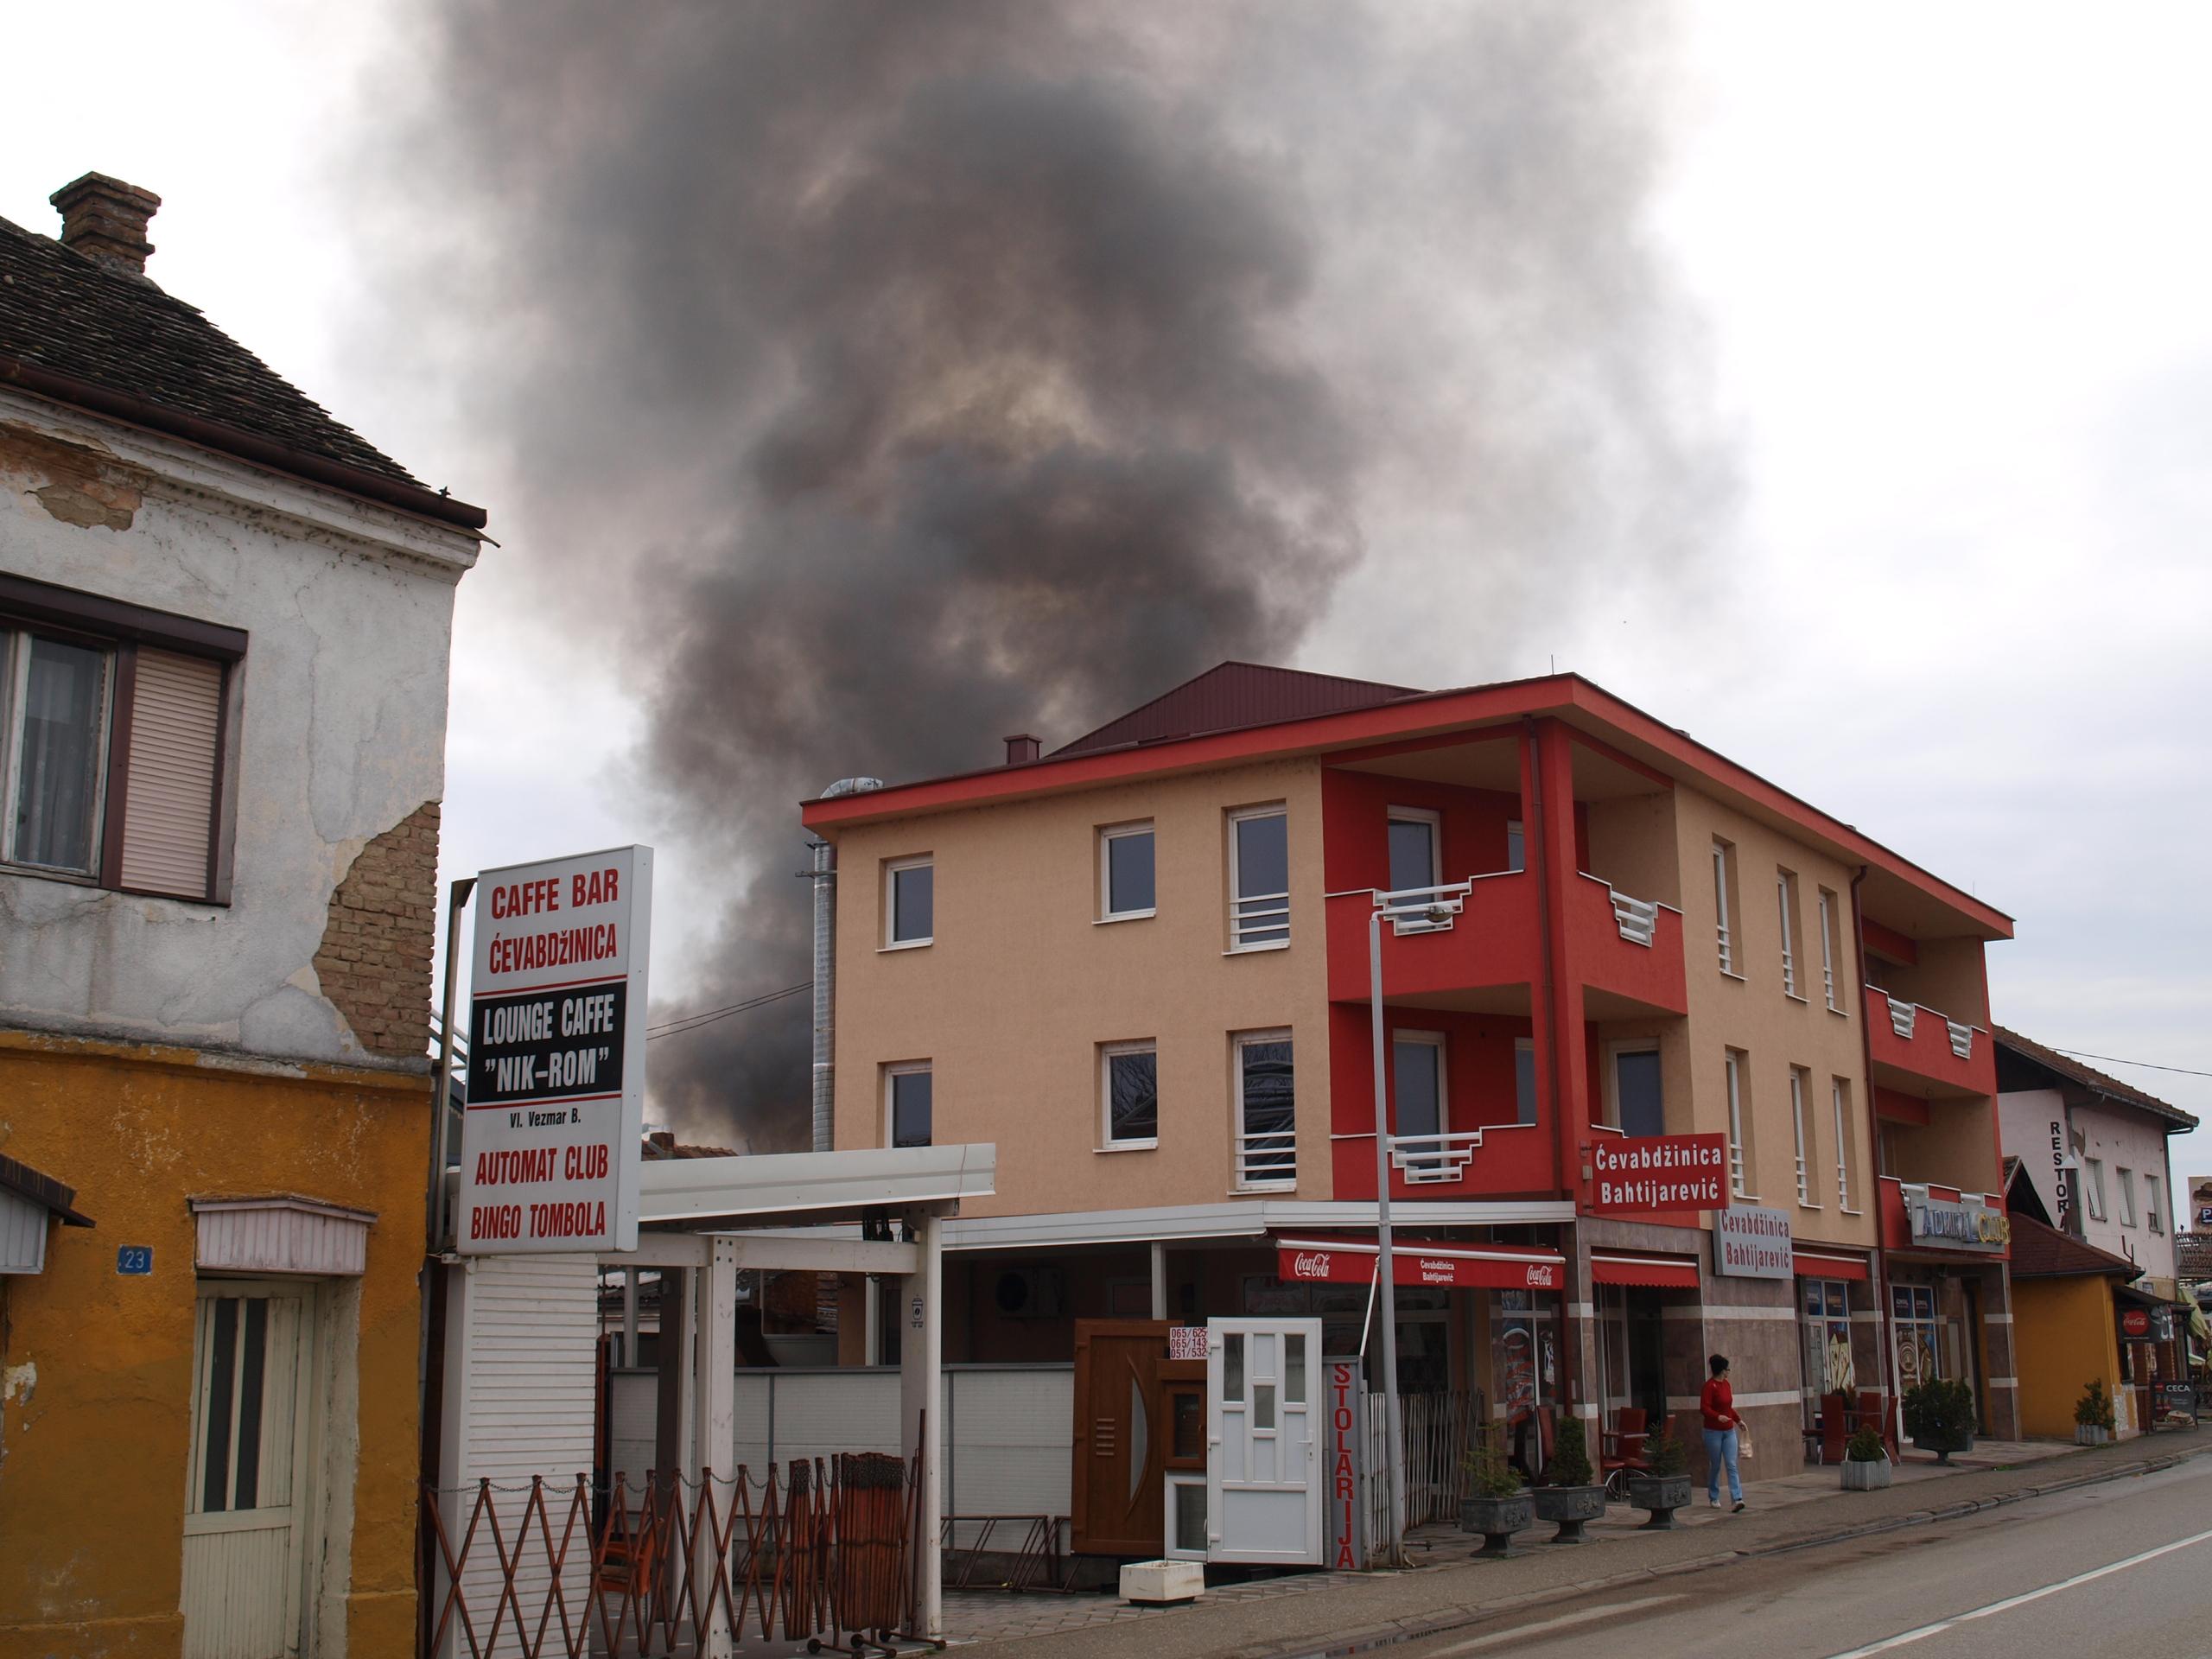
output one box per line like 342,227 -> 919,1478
2049,1047 -> 2212,1081
644,981 -> 810,1040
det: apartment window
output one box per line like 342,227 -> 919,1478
1228,807 -> 1290,950
1790,1066 -> 1817,1206
1505,819 -> 1524,874
1832,1077 -> 1856,1210
1725,1049 -> 1751,1198
1392,1032 -> 1446,1170
1605,1043 -> 1664,1138
1513,1038 -> 1537,1126
1777,870 -> 1802,998
1817,889 -> 1842,1012
1387,807 -> 1441,895
1712,840 -> 1738,974
0,577 -> 242,902
2147,1174 -> 2164,1233
2117,1167 -> 2138,1228
886,1063 -> 932,1148
1100,1042 -> 1159,1148
1099,822 -> 1156,919
1233,1031 -> 1295,1188
884,855 -> 933,947
2082,1158 -> 2107,1222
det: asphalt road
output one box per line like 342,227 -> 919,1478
1395,1460 -> 2212,1659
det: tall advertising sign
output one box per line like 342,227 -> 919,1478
456,847 -> 652,1254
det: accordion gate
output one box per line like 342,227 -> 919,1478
423,1450 -> 922,1656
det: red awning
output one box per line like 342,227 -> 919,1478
1276,1236 -> 1566,1294
1793,1250 -> 1871,1282
1590,1252 -> 1700,1289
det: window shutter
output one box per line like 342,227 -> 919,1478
119,648 -> 222,898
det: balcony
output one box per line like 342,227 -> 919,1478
1324,871 -> 1685,1017
1865,986 -> 1996,1099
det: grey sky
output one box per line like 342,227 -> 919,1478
5,3 -> 2206,1163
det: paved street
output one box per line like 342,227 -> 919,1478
1396,1457 -> 2212,1659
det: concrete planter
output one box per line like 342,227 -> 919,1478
2075,1424 -> 2112,1446
1531,1484 -> 1608,1545
1911,1433 -> 1974,1466
1841,1456 -> 1891,1491
1459,1493 -> 1535,1558
1625,1474 -> 1692,1529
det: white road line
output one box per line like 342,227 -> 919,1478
1427,1593 -> 1684,1656
1821,1525 -> 2212,1658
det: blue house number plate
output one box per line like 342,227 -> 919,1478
117,1245 -> 154,1275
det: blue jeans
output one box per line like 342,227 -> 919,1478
1703,1427 -> 1742,1503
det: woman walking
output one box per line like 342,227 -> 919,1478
1701,1353 -> 1746,1511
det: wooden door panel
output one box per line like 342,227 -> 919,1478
1071,1319 -> 1168,1556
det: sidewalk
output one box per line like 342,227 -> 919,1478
942,1427 -> 2209,1656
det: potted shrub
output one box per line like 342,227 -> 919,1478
2075,1378 -> 2116,1446
1902,1378 -> 1976,1465
1840,1424 -> 1891,1491
1459,1429 -> 1533,1558
1530,1419 -> 1607,1545
1625,1424 -> 1691,1529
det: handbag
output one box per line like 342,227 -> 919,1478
1737,1427 -> 1754,1460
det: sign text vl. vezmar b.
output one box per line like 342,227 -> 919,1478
456,847 -> 652,1255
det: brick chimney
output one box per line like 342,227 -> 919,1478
1004,733 -> 1041,765
50,173 -> 161,276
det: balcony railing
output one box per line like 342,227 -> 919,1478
1235,1124 -> 1296,1189
1388,1130 -> 1487,1185
1610,889 -> 1660,946
1231,890 -> 1291,950
1866,987 -> 1995,1098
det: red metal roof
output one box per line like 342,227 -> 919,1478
1993,1027 -> 2198,1131
1053,662 -> 1419,755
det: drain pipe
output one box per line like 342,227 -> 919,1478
809,779 -> 884,1154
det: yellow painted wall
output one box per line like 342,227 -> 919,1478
2011,1274 -> 2122,1439
0,1033 -> 429,1658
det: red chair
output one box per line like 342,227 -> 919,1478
1601,1408 -> 1650,1498
1818,1392 -> 1850,1465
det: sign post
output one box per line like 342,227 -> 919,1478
455,846 -> 652,1255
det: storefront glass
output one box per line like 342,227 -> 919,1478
1800,1280 -> 1855,1421
1893,1283 -> 1942,1391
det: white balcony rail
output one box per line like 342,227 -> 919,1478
1231,891 -> 1291,949
1610,890 -> 1660,948
1795,1153 -> 1809,1205
1781,945 -> 1797,996
1822,961 -> 1837,1008
1871,988 -> 1989,1065
1885,995 -> 1916,1039
1946,1020 -> 1974,1059
1234,1125 -> 1297,1188
1388,1130 -> 1485,1185
1376,879 -> 1473,937
1716,923 -> 1733,973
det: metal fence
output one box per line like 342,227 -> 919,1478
1365,1389 -> 1486,1552
420,1451 -> 920,1657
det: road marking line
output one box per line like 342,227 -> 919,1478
1821,1524 -> 2212,1658
1427,1593 -> 1684,1656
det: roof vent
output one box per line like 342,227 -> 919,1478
1004,734 -> 1041,765
50,172 -> 161,276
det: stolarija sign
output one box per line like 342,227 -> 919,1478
456,846 -> 652,1255
1586,1133 -> 1729,1215
1324,1360 -> 1366,1570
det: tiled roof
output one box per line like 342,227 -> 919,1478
2007,1211 -> 2140,1280
1993,1027 -> 2198,1131
1053,662 -> 1421,756
0,211 -> 483,527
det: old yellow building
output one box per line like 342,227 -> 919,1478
0,175 -> 482,1656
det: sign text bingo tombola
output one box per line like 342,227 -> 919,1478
456,846 -> 652,1254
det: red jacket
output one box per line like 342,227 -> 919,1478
1700,1377 -> 1739,1431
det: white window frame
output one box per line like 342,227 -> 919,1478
1226,805 -> 1291,952
2082,1158 -> 2107,1221
1513,1036 -> 1537,1126
883,855 -> 934,950
0,626 -> 116,878
884,1061 -> 932,1148
1385,805 -> 1447,934
1390,1028 -> 1449,1151
1832,1077 -> 1857,1211
1725,1049 -> 1751,1198
1100,1040 -> 1160,1151
2146,1173 -> 2163,1233
2117,1166 -> 2138,1228
1601,1039 -> 1662,1135
1713,840 -> 1736,975
1790,1066 -> 1819,1208
1817,889 -> 1842,1012
1777,870 -> 1801,999
1097,820 -> 1157,922
1505,818 -> 1525,874
1231,1027 -> 1296,1191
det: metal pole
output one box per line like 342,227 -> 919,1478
428,876 -> 475,1252
1370,904 -> 1408,1564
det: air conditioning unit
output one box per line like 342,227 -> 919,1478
993,1267 -> 1065,1319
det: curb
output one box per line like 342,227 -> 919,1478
1281,1441 -> 2209,1659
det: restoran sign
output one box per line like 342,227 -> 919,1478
1587,1133 -> 1728,1215
1713,1205 -> 1793,1279
1902,1186 -> 2010,1254
456,846 -> 652,1255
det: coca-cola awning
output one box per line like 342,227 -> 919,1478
1276,1236 -> 1566,1293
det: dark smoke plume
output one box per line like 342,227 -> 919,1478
361,2 -> 1728,1149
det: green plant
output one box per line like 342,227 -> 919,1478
1641,1425 -> 1688,1478
1546,1417 -> 1594,1487
2075,1377 -> 2117,1431
1462,1429 -> 1523,1499
1845,1425 -> 1887,1463
1902,1378 -> 1976,1444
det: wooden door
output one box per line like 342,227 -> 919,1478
1071,1319 -> 1168,1556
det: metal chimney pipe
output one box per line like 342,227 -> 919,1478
810,778 -> 883,1153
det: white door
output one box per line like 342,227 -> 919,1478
182,1282 -> 317,1659
1206,1318 -> 1323,1565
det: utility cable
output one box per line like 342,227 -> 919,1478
645,981 -> 810,1040
2050,1047 -> 2212,1081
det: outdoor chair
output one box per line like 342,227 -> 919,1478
1600,1408 -> 1649,1498
1818,1391 -> 1850,1465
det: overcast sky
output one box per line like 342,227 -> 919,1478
6,4 -> 2207,1168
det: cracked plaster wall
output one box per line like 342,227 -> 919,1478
0,410 -> 470,1072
